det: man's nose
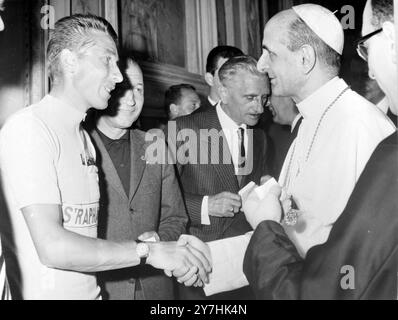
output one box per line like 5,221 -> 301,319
252,97 -> 264,113
368,69 -> 376,80
257,53 -> 269,73
113,65 -> 123,83
127,92 -> 136,106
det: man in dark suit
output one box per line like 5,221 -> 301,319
195,46 -> 244,114
87,58 -> 188,300
169,56 -> 270,299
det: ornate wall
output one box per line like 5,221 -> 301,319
0,0 -> 266,127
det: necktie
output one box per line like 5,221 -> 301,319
237,127 -> 246,169
237,127 -> 246,187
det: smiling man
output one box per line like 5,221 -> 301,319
256,4 -> 395,257
0,14 -> 211,300
88,58 -> 188,300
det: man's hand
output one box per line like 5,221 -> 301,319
208,192 -> 241,218
242,185 -> 283,229
172,235 -> 212,287
138,231 -> 160,243
147,241 -> 212,286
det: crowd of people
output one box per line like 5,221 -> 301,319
0,0 -> 396,300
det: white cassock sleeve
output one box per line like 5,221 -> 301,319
204,232 -> 253,296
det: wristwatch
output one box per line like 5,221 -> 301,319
136,240 -> 150,266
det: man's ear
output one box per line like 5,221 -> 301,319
382,21 -> 396,64
170,104 -> 178,117
299,45 -> 316,75
205,72 -> 214,87
59,49 -> 78,76
218,85 -> 228,104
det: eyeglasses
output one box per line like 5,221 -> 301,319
356,28 -> 382,61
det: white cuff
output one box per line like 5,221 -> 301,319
204,232 -> 252,296
201,196 -> 211,225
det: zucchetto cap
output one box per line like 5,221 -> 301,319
292,4 -> 344,55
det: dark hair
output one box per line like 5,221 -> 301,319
206,46 -> 244,75
371,0 -> 394,27
218,55 -> 266,84
287,16 -> 341,75
164,84 -> 197,116
47,14 -> 118,83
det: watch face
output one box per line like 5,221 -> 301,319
136,242 -> 150,258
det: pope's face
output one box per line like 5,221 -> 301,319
362,0 -> 398,114
257,22 -> 302,100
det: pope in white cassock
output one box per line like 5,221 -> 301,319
192,3 -> 396,296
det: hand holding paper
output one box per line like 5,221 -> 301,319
241,177 -> 283,229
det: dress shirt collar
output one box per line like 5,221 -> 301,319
216,102 -> 247,132
45,94 -> 87,126
291,114 -> 303,133
376,97 -> 389,114
208,96 -> 218,107
297,77 -> 349,120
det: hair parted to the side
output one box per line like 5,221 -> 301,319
164,84 -> 197,116
206,46 -> 244,75
47,14 -> 118,83
218,55 -> 266,85
287,16 -> 341,76
371,0 -> 394,27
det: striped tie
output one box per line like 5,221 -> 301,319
237,127 -> 246,169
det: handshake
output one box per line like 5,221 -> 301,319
140,177 -> 289,288
139,232 -> 212,288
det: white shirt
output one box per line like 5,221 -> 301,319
291,114 -> 302,133
279,77 -> 395,256
376,96 -> 389,114
0,95 -> 101,300
201,103 -> 248,225
208,96 -> 218,107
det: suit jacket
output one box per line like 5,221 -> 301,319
193,97 -> 214,114
171,107 -> 269,242
243,132 -> 398,300
89,129 -> 188,300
